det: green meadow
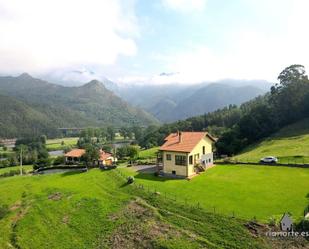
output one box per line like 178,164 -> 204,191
233,118 -> 309,164
46,137 -> 78,151
121,164 -> 309,221
0,169 -> 274,249
0,165 -> 33,174
138,146 -> 159,159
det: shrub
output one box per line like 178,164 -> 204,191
0,204 -> 9,219
127,176 -> 134,184
53,156 -> 65,165
295,218 -> 309,233
0,169 -> 25,178
33,158 -> 52,170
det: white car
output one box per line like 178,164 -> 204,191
260,156 -> 278,164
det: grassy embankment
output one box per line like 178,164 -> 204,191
0,169 -> 274,249
233,118 -> 309,164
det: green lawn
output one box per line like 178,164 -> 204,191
233,118 -> 309,164
46,137 -> 78,151
0,147 -> 15,156
0,165 -> 33,174
0,168 -> 274,249
120,164 -> 309,221
138,146 -> 159,159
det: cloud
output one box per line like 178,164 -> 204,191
0,0 -> 138,74
150,0 -> 309,84
161,0 -> 207,13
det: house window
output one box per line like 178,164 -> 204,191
189,155 -> 193,165
203,146 -> 205,155
175,155 -> 187,166
166,154 -> 171,161
172,170 -> 176,175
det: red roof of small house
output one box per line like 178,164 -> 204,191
99,150 -> 113,161
160,131 -> 216,153
64,149 -> 85,158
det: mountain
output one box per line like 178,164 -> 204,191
0,94 -> 93,138
0,74 -> 158,138
118,80 -> 268,122
164,83 -> 264,122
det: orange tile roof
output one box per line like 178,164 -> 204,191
99,150 -> 113,161
160,131 -> 215,153
64,149 -> 113,161
64,149 -> 85,158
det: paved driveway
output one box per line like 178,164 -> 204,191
130,165 -> 157,174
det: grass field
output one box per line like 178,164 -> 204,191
0,169 -> 278,249
46,137 -> 78,151
233,118 -> 309,164
121,165 -> 309,221
0,165 -> 33,174
138,147 -> 159,159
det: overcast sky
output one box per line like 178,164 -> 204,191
0,0 -> 308,84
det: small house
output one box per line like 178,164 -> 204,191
160,131 -> 216,178
64,149 -> 85,164
98,149 -> 117,166
64,148 -> 117,166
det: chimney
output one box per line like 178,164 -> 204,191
179,132 -> 182,143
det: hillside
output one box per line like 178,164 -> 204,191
234,118 -> 309,164
0,168 -> 288,249
0,74 -> 158,138
0,95 -> 91,138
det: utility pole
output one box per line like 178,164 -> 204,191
20,147 -> 23,176
113,145 -> 116,165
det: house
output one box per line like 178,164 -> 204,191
64,149 -> 85,164
64,149 -> 116,166
98,149 -> 116,166
280,213 -> 293,231
160,131 -> 216,178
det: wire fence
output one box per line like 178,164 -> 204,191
216,159 -> 309,168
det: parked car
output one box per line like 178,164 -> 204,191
260,156 -> 278,164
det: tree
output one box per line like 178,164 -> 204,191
116,145 -> 139,160
15,145 -> 28,175
106,126 -> 115,141
40,135 -> 47,145
82,144 -> 100,166
271,64 -> 309,125
132,126 -> 143,141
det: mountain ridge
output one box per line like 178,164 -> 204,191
0,74 -> 159,138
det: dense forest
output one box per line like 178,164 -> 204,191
0,74 -> 158,138
136,65 -> 309,155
